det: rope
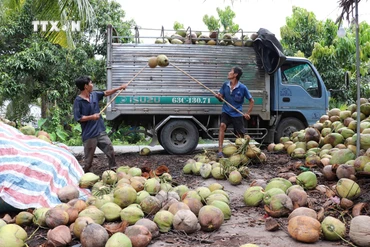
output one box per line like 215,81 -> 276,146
100,64 -> 148,114
170,62 -> 245,116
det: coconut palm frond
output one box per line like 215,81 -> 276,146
3,0 -> 95,48
336,0 -> 363,23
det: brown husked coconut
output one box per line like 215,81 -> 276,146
288,189 -> 308,208
288,216 -> 321,243
135,218 -> 159,238
288,207 -> 317,221
65,207 -> 79,224
173,209 -> 200,234
349,215 -> 370,246
80,223 -> 109,247
57,185 -> 79,203
182,197 -> 203,216
304,127 -> 320,143
47,225 -> 72,246
45,207 -> 69,229
125,225 -> 152,247
67,199 -> 87,212
198,205 -> 224,232
168,202 -> 190,215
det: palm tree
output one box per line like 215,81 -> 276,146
1,0 -> 95,47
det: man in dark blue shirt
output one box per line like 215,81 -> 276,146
215,67 -> 254,158
73,76 -> 127,172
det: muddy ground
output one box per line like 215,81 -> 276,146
21,147 -> 370,247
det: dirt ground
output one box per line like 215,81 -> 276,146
21,147 -> 369,247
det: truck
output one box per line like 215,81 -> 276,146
105,25 -> 330,154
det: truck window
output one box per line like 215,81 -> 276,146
281,62 -> 321,98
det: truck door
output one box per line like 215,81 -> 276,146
277,60 -> 328,126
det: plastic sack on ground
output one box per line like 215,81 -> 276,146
0,122 -> 89,211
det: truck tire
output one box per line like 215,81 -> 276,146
160,120 -> 199,155
275,117 -> 305,143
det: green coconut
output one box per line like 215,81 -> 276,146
183,159 -> 195,174
102,170 -> 118,185
160,182 -> 173,192
336,178 -> 361,200
296,171 -> 317,190
157,55 -> 169,67
127,167 -> 142,177
199,163 -> 212,178
120,206 -> 144,225
206,193 -> 230,205
173,185 -> 189,198
182,190 -> 202,202
324,133 -> 345,147
210,200 -> 231,220
0,225 -> 26,247
79,172 -> 100,188
100,202 -> 122,222
211,167 -> 225,180
153,210 -> 174,232
265,178 -> 292,193
116,166 -> 130,174
144,178 -> 161,195
208,183 -> 224,192
139,147 -> 151,156
0,224 -> 27,241
222,144 -> 238,157
33,207 -> 50,227
105,232 -> 132,247
113,187 -> 137,208
191,162 -> 202,175
263,188 -> 285,205
228,170 -> 243,185
291,148 -> 306,158
195,187 -> 211,203
19,125 -> 35,135
273,143 -> 285,152
78,206 -> 105,225
140,196 -> 161,215
353,155 -> 370,171
15,211 -> 34,226
243,186 -> 264,207
321,216 -> 346,241
136,191 -> 150,204
0,219 -> 6,228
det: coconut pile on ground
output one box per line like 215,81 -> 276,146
251,98 -> 370,246
183,137 -> 267,186
0,162 -> 252,246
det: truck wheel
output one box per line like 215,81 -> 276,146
275,117 -> 305,143
160,120 -> 199,154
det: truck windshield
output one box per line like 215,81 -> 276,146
281,62 -> 321,98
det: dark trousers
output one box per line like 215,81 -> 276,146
83,132 -> 116,172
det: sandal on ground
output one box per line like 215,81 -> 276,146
217,152 -> 224,158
